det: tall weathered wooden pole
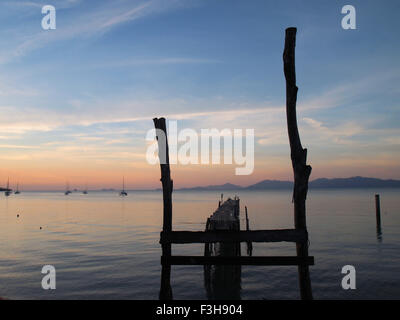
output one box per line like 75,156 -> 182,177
153,117 -> 173,300
375,194 -> 382,239
245,206 -> 253,256
283,27 -> 313,300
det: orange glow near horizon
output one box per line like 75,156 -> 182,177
1,153 -> 399,191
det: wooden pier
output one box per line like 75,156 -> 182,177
154,27 -> 314,300
204,197 -> 241,300
155,114 -> 314,300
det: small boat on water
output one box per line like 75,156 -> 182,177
5,178 -> 11,197
119,177 -> 128,197
83,183 -> 88,194
14,183 -> 21,194
65,182 -> 72,195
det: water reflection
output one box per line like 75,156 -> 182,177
204,264 -> 241,300
203,244 -> 242,299
377,225 -> 383,242
0,190 -> 399,299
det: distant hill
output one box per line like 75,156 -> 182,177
174,177 -> 400,191
178,183 -> 243,191
309,176 -> 400,188
0,188 -> 11,192
246,180 -> 293,190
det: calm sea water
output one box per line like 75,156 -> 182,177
0,189 -> 399,300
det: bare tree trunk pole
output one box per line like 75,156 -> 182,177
375,194 -> 382,239
283,27 -> 313,300
153,117 -> 173,300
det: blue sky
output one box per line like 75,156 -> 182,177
0,0 -> 399,189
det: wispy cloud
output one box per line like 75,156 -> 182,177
302,117 -> 364,145
4,0 -> 82,8
297,68 -> 400,112
100,1 -> 153,29
4,1 -> 44,8
90,57 -> 221,69
0,0 -> 190,64
0,80 -> 39,97
0,96 -> 282,134
0,144 -> 39,149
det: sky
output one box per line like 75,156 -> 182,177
0,0 -> 399,190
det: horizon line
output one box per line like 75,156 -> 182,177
2,176 -> 400,192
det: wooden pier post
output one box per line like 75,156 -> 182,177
283,27 -> 313,300
153,117 -> 173,300
375,194 -> 382,238
375,194 -> 381,226
245,206 -> 250,230
245,206 -> 253,256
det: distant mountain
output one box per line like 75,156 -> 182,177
0,188 -> 11,192
174,177 -> 400,191
178,183 -> 243,191
246,180 -> 293,190
309,176 -> 400,188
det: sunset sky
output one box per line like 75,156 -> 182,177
0,0 -> 399,190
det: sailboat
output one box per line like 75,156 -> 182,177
65,181 -> 72,195
83,183 -> 88,194
14,182 -> 21,194
5,178 -> 11,197
119,177 -> 128,196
